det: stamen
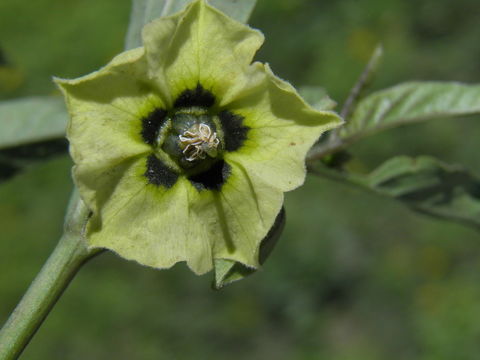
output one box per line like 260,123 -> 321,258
179,123 -> 220,161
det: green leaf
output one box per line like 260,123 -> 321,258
0,139 -> 68,183
298,86 -> 337,111
125,0 -> 257,50
206,0 -> 257,24
313,156 -> 480,231
124,0 -> 171,50
0,96 -> 68,183
0,96 -> 67,150
340,82 -> 480,143
367,156 -> 480,229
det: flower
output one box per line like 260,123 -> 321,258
56,0 -> 342,279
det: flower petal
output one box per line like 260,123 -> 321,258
55,47 -> 165,176
195,161 -> 284,269
225,64 -> 343,192
214,207 -> 285,289
142,0 -> 264,106
85,156 -> 283,273
86,156 -> 214,275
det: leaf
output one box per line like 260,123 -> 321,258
312,156 -> 480,231
367,156 -> 480,229
125,0 -> 257,50
0,96 -> 68,183
124,0 -> 170,50
298,86 -> 337,111
0,96 -> 67,150
206,0 -> 257,24
0,139 -> 68,184
340,82 -> 480,143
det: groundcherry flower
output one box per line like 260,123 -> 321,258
55,0 -> 342,286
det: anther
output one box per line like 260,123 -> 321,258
179,123 -> 220,161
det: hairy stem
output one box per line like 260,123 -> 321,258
0,192 -> 102,360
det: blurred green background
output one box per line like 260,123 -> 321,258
1,0 -> 480,359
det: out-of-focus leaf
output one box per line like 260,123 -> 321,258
312,156 -> 480,231
0,96 -> 67,150
367,156 -> 480,229
299,86 -> 337,111
340,82 -> 480,143
0,139 -> 68,184
206,0 -> 257,24
214,207 -> 285,289
0,96 -> 68,184
125,0 -> 257,50
124,0 -> 169,50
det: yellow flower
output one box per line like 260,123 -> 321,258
56,0 -> 342,282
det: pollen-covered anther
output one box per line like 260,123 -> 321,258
179,123 -> 220,161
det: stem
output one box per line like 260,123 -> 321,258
340,44 -> 383,121
306,137 -> 344,163
0,192 -> 101,360
308,162 -> 370,190
306,45 -> 384,163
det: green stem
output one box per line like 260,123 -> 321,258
339,44 -> 383,121
0,191 -> 101,360
306,45 -> 384,163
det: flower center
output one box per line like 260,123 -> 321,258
155,108 -> 224,174
178,123 -> 220,162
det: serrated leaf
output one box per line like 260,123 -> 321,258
125,0 -> 257,50
340,82 -> 480,143
298,86 -> 337,111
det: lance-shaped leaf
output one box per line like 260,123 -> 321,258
312,156 -> 480,231
367,156 -> 480,230
340,82 -> 480,144
125,0 -> 257,49
0,96 -> 68,183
